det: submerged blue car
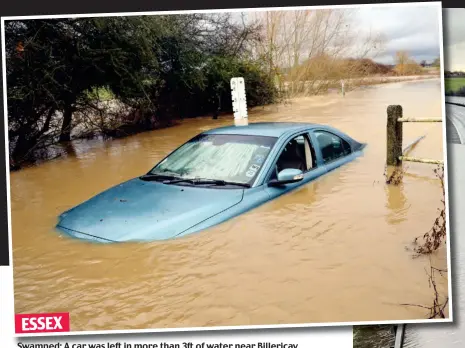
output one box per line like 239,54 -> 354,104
56,122 -> 366,243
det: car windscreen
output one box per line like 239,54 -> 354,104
149,134 -> 278,186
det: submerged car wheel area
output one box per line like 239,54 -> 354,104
56,122 -> 366,243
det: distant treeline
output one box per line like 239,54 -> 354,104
445,71 -> 465,78
282,56 -> 439,81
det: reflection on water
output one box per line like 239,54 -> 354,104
385,180 -> 408,225
11,79 -> 449,331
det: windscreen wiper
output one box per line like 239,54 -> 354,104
139,174 -> 180,181
163,178 -> 251,188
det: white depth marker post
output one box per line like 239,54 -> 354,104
231,77 -> 248,126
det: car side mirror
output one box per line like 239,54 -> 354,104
268,168 -> 304,187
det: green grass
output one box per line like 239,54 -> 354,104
445,77 -> 465,93
85,87 -> 115,101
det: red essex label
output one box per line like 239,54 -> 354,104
15,313 -> 70,334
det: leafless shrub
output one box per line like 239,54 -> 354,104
413,165 -> 446,254
73,99 -> 135,137
399,256 -> 448,319
397,165 -> 448,319
394,51 -> 424,76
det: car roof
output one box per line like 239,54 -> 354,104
203,122 -> 321,138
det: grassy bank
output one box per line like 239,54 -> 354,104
445,77 -> 465,94
84,87 -> 115,101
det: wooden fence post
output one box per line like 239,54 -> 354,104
394,324 -> 405,348
387,105 -> 403,166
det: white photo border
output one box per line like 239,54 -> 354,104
1,0 -> 453,338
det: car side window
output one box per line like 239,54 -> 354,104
314,130 -> 352,164
269,134 -> 316,180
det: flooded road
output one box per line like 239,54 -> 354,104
11,79 -> 449,331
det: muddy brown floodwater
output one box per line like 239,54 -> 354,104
10,78 -> 449,331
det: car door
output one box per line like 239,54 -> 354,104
309,129 -> 354,173
264,131 -> 328,199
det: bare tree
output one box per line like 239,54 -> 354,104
394,50 -> 423,76
251,8 -> 385,96
395,51 -> 409,75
